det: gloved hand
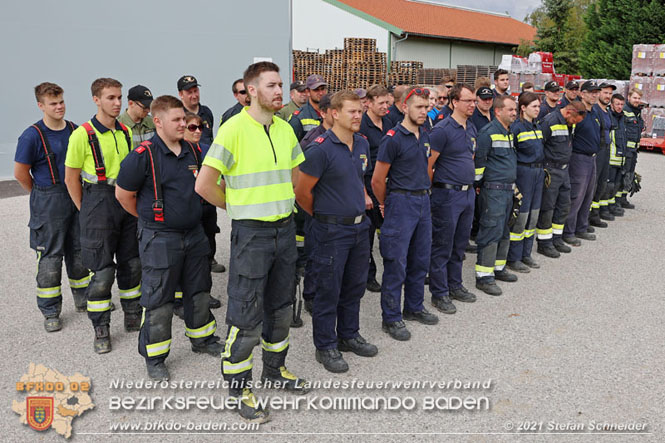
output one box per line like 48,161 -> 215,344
630,172 -> 642,196
544,169 -> 552,188
508,187 -> 523,227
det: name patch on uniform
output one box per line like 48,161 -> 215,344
471,137 -> 477,152
359,154 -> 368,172
315,137 -> 325,143
188,164 -> 199,177
424,142 -> 431,157
293,110 -> 300,116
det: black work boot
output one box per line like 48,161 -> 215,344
382,320 -> 411,341
315,348 -> 349,373
233,388 -> 271,423
261,365 -> 310,393
124,311 -> 141,332
609,204 -> 624,216
403,308 -> 439,325
449,286 -> 477,302
537,244 -> 560,258
495,269 -> 518,282
507,260 -> 530,273
589,215 -> 608,228
366,278 -> 381,293
552,238 -> 572,253
563,236 -> 582,247
191,340 -> 224,356
94,325 -> 111,354
619,196 -> 635,209
146,361 -> 169,381
44,316 -> 62,333
599,209 -> 615,221
208,294 -> 221,309
522,256 -> 540,268
476,277 -> 502,296
210,259 -> 226,273
575,231 -> 596,241
338,335 -> 379,356
431,295 -> 456,314
587,226 -> 595,233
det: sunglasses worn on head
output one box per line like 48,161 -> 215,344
403,87 -> 430,104
187,124 -> 204,132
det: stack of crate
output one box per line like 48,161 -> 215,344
293,38 -> 389,91
456,65 -> 497,87
417,68 -> 457,85
388,61 -> 423,85
630,44 -> 665,107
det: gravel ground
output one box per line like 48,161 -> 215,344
1,151 -> 663,442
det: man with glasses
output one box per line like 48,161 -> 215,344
434,79 -> 456,122
427,84 -> 478,315
289,74 -> 328,141
118,85 -> 155,149
177,75 -> 214,145
220,79 -> 250,126
535,101 -> 587,258
277,81 -> 307,121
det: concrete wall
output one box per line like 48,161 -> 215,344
0,0 -> 292,179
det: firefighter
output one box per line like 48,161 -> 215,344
607,94 -> 627,217
117,85 -> 155,148
115,96 -> 223,380
177,75 -> 214,146
563,81 -> 602,244
296,90 -> 378,373
620,88 -> 645,209
14,82 -> 90,332
359,85 -> 393,294
427,84 -> 479,314
372,87 -> 439,341
538,81 -> 562,122
507,92 -> 545,272
589,83 -> 616,226
289,74 -> 327,141
474,95 -> 518,296
535,101 -> 587,258
64,78 -> 142,353
195,62 -> 308,423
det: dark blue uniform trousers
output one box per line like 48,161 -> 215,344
536,167 -> 571,246
221,218 -> 296,388
475,188 -> 512,279
137,222 -> 217,366
79,183 -> 141,326
30,184 -> 90,317
380,192 -> 431,323
508,165 -> 544,262
310,218 -> 370,350
564,153 -> 596,237
429,187 -> 475,299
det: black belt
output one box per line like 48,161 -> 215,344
83,182 -> 115,192
234,213 -> 293,228
483,182 -> 516,191
314,213 -> 365,225
543,161 -> 568,170
572,151 -> 597,157
432,182 -> 472,191
33,183 -> 67,192
390,189 -> 428,196
517,162 -> 543,168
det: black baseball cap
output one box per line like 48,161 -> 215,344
127,85 -> 153,107
319,93 -> 332,111
565,81 -> 579,90
599,82 -> 617,91
581,80 -> 601,92
544,81 -> 561,92
476,87 -> 493,99
290,81 -> 306,92
178,75 -> 201,91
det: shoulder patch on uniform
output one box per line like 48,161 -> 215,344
135,146 -> 146,154
386,110 -> 391,114
293,110 -> 300,116
358,133 -> 367,139
315,136 -> 325,143
437,113 -> 444,120
386,129 -> 395,137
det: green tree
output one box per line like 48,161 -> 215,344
526,0 -> 591,74
579,0 -> 665,79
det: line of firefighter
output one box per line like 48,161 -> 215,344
15,64 -> 644,423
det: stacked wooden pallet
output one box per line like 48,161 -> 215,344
388,61 -> 423,86
417,68 -> 457,85
456,65 -> 498,87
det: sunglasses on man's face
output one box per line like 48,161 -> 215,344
237,90 -> 247,95
187,124 -> 204,132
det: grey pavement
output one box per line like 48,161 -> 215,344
1,153 -> 664,442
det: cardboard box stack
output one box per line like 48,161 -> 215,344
629,44 -> 665,137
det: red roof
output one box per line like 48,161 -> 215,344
330,0 -> 536,46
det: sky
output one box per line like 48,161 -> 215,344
292,0 -> 543,52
